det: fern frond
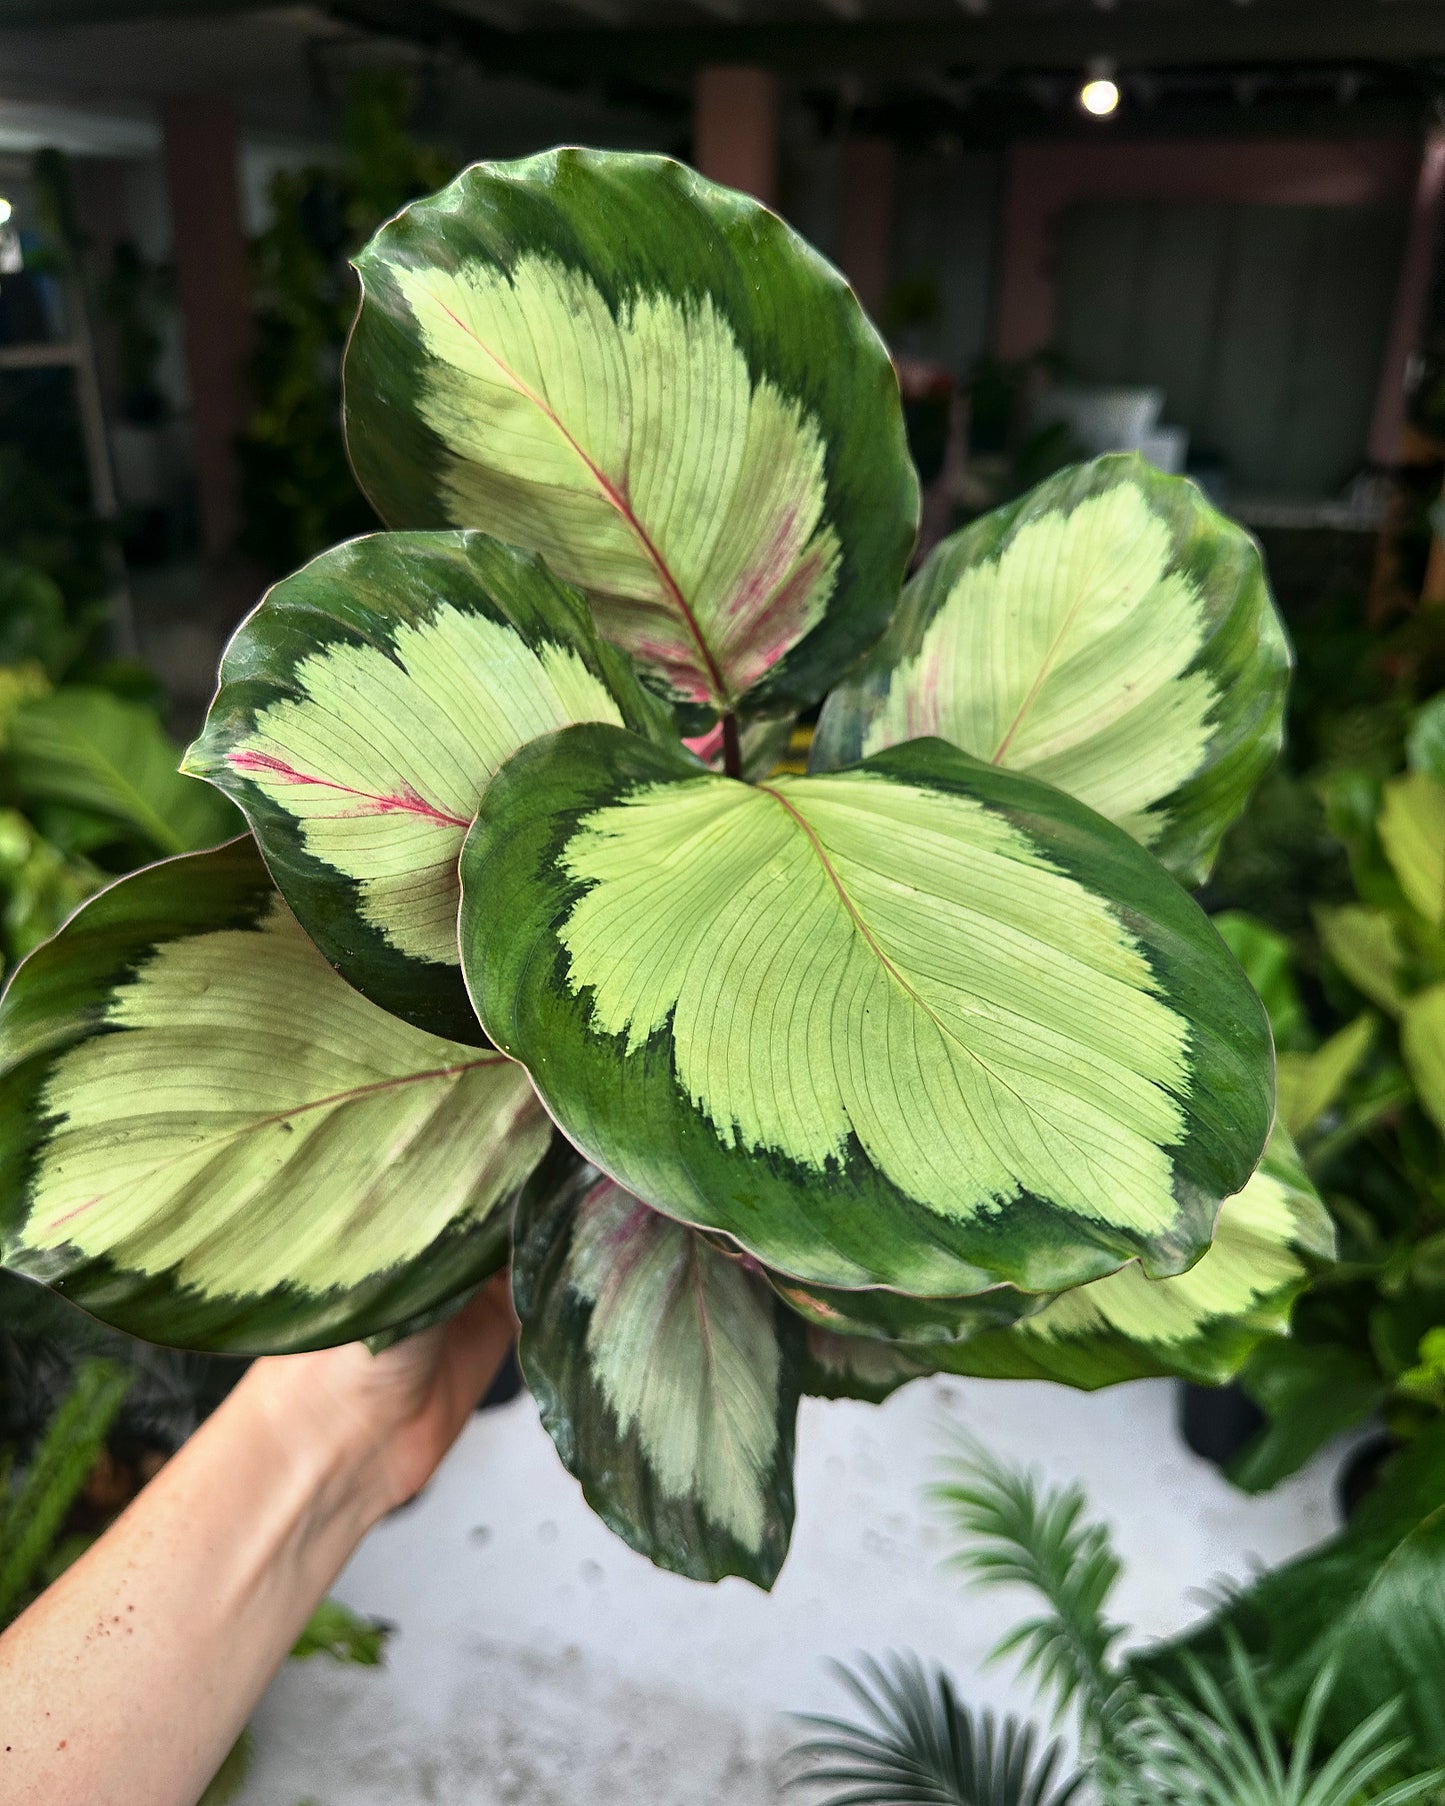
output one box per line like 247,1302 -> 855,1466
0,1357 -> 130,1626
789,1653 -> 1084,1806
930,1436 -> 1123,1730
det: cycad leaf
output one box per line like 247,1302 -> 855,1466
919,1124 -> 1333,1389
0,840 -> 550,1352
461,722 -> 1274,1298
343,148 -> 919,718
1402,983 -> 1445,1136
1378,770 -> 1445,928
513,1151 -> 800,1587
9,688 -> 240,857
811,455 -> 1290,886
185,530 -> 671,1040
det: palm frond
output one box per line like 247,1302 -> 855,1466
1110,1636 -> 1445,1806
788,1653 -> 1084,1806
930,1436 -> 1123,1728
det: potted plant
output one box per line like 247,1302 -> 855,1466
0,150 -> 1315,1587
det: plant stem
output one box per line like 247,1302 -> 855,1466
721,714 -> 742,780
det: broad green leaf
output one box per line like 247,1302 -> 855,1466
8,688 -> 240,857
927,1124 -> 1335,1389
513,1152 -> 800,1587
185,531 -> 671,1040
1408,693 -> 1445,783
461,723 -> 1274,1298
1212,910 -> 1307,1051
811,455 -> 1290,886
1316,903 -> 1408,1016
1276,1013 -> 1376,1139
0,840 -> 550,1353
1229,1341 -> 1388,1494
1379,770 -> 1445,928
1402,983 -> 1445,1136
800,1326 -> 933,1402
1154,1418 -> 1445,1761
343,149 -> 918,718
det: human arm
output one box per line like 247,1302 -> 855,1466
0,1276 -> 514,1806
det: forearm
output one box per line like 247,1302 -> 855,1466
0,1357 -> 389,1806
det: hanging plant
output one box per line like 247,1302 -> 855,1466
0,151 -> 1321,1588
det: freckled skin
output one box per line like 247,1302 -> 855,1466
0,1282 -> 515,1806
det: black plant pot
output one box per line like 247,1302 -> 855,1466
1335,1430 -> 1397,1521
1178,1380 -> 1266,1468
477,1345 -> 524,1412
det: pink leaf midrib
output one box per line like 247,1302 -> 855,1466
429,294 -> 732,710
229,751 -> 471,829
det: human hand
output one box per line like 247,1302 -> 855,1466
246,1274 -> 518,1526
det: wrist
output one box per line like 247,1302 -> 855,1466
237,1356 -> 396,1546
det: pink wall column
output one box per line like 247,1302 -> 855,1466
694,67 -> 780,205
160,94 -> 253,560
1369,130 -> 1445,465
838,136 -> 898,320
995,137 -> 1419,362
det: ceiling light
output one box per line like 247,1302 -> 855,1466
1080,61 -> 1121,117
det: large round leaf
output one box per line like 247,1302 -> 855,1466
514,1151 -> 800,1588
460,723 -> 1274,1297
920,1123 -> 1333,1388
184,531 -> 670,1040
812,455 -> 1290,886
0,840 -> 550,1353
343,149 -> 919,719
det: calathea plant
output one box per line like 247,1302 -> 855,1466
0,151 -> 1324,1588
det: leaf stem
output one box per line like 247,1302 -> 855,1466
721,714 -> 742,781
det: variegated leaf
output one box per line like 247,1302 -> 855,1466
343,149 -> 918,719
769,1273 -> 1044,1346
811,455 -> 1290,886
513,1151 -> 800,1587
185,531 -> 671,1040
1402,983 -> 1445,1136
800,1327 -> 931,1403
1379,770 -> 1445,929
0,840 -> 550,1352
460,723 -> 1274,1299
919,1124 -> 1334,1388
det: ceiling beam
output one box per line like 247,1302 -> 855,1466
5,0 -> 1445,88
491,2 -> 1445,81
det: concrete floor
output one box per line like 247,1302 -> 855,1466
236,1372 -> 1340,1806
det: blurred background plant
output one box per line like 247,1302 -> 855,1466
236,69 -> 456,574
788,1436 -> 1445,1805
1199,597 -> 1445,1498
